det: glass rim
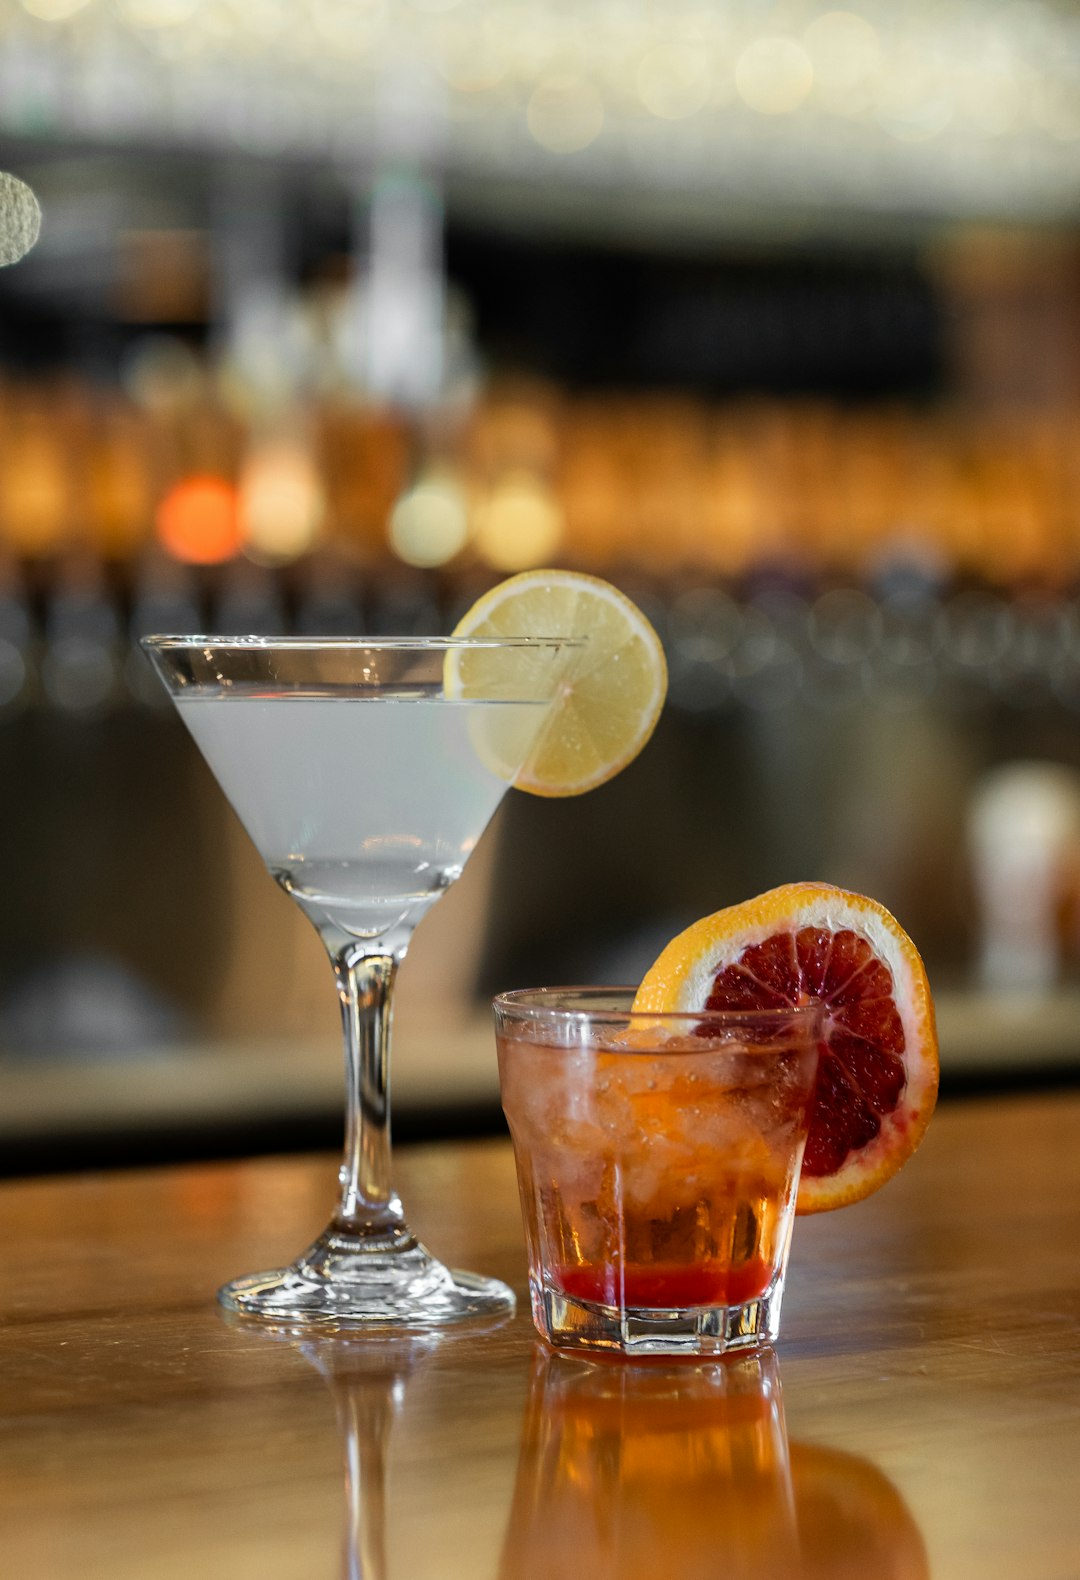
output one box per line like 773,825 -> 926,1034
493,986 -> 823,1027
140,634 -> 588,653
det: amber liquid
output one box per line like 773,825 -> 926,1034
498,1034 -> 815,1313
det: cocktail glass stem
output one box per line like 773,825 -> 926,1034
330,941 -> 405,1240
218,913 -> 515,1325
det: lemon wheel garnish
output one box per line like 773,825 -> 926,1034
447,570 -> 667,797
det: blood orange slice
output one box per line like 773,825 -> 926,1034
632,882 -> 938,1213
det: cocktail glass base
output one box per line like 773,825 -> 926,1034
531,1274 -> 784,1358
218,1231 -> 515,1329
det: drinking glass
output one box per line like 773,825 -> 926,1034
494,988 -> 821,1355
144,635 -> 580,1327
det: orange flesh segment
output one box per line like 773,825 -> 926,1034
705,927 -> 907,1177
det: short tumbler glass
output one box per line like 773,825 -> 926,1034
494,989 -> 822,1357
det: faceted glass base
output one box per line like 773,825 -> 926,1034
219,1227 -> 516,1329
530,1273 -> 783,1358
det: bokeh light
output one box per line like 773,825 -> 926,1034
637,45 -> 713,121
0,173 -> 42,269
239,439 -> 325,565
156,475 -> 242,565
388,474 -> 470,567
527,75 -> 605,154
804,11 -> 881,115
0,424 -> 68,554
874,48 -> 952,143
735,37 -> 814,116
473,471 -> 563,570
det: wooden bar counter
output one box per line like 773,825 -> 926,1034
3,1092 -> 1079,1579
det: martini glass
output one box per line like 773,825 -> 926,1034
143,634 -> 579,1327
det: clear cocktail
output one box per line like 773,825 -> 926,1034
494,988 -> 821,1355
176,689 -> 549,941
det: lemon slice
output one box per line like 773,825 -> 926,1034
447,570 -> 667,797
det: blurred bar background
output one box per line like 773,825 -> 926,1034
3,0 -> 1080,1172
